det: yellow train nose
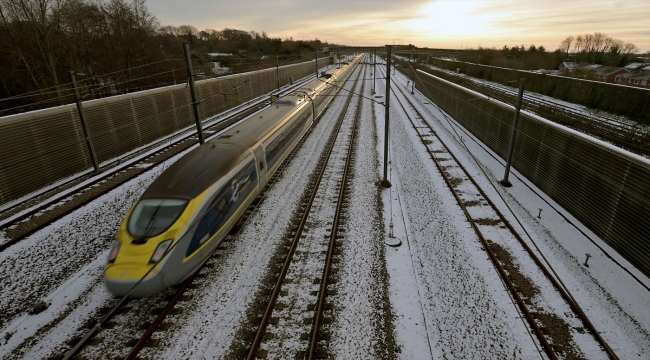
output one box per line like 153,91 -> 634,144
105,262 -> 154,281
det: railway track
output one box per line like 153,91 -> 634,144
385,66 -> 619,360
61,265 -> 200,360
218,60 -> 366,360
40,64 -> 360,360
0,65 -> 355,359
0,75 -> 324,253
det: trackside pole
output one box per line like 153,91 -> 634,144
315,48 -> 318,79
373,48 -> 376,94
69,71 -> 100,172
411,47 -> 415,94
382,45 -> 392,187
500,78 -> 526,187
183,42 -> 204,145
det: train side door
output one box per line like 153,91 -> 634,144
252,144 -> 267,188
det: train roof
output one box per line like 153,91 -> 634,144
142,101 -> 307,199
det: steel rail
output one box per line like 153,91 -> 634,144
246,62 -> 363,360
388,66 -> 618,359
124,270 -> 200,359
307,64 -> 364,360
385,81 -> 555,360
0,77 -> 319,252
477,81 -> 636,131
62,264 -> 203,360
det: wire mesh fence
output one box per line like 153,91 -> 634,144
0,57 -> 328,208
394,58 -> 650,157
416,69 -> 650,279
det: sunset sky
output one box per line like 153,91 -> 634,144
148,0 -> 650,52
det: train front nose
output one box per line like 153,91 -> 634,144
104,263 -> 166,297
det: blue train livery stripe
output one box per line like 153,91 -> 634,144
185,160 -> 258,257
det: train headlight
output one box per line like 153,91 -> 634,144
150,239 -> 173,263
108,240 -> 120,262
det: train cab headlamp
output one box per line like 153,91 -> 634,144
108,240 -> 120,263
150,239 -> 173,263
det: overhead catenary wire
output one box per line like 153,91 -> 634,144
0,56 -> 329,115
0,58 -> 335,210
0,58 -> 180,102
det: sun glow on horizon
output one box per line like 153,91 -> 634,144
407,1 -> 497,40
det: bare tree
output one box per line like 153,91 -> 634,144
0,0 -> 70,98
0,3 -> 42,91
566,32 -> 639,65
622,42 -> 639,55
559,35 -> 574,57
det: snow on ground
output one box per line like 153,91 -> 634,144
143,61 -> 369,360
374,67 -> 538,359
320,62 -> 395,359
0,164 -> 162,329
382,65 -> 650,358
0,150 -> 192,359
0,57 -> 649,359
0,65 -> 336,359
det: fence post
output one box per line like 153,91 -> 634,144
69,71 -> 100,172
276,55 -> 280,91
183,42 -> 204,145
500,78 -> 526,187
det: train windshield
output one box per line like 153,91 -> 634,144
128,198 -> 188,238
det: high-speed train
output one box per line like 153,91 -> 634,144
104,55 -> 361,297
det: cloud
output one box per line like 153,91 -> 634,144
147,0 -> 650,51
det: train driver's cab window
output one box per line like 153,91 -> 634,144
128,198 -> 188,238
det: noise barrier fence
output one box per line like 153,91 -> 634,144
0,58 -> 328,208
416,69 -> 650,279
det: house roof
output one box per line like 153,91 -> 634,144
617,72 -> 650,80
583,64 -> 602,70
593,66 -> 623,76
560,62 -> 601,71
623,62 -> 646,71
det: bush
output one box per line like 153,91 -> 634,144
28,300 -> 50,315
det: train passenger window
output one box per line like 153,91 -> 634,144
128,198 -> 188,238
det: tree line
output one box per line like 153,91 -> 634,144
452,32 -> 640,72
0,0 -> 330,115
158,25 -> 324,58
558,32 -> 638,65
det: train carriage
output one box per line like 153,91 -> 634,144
104,56 -> 360,297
